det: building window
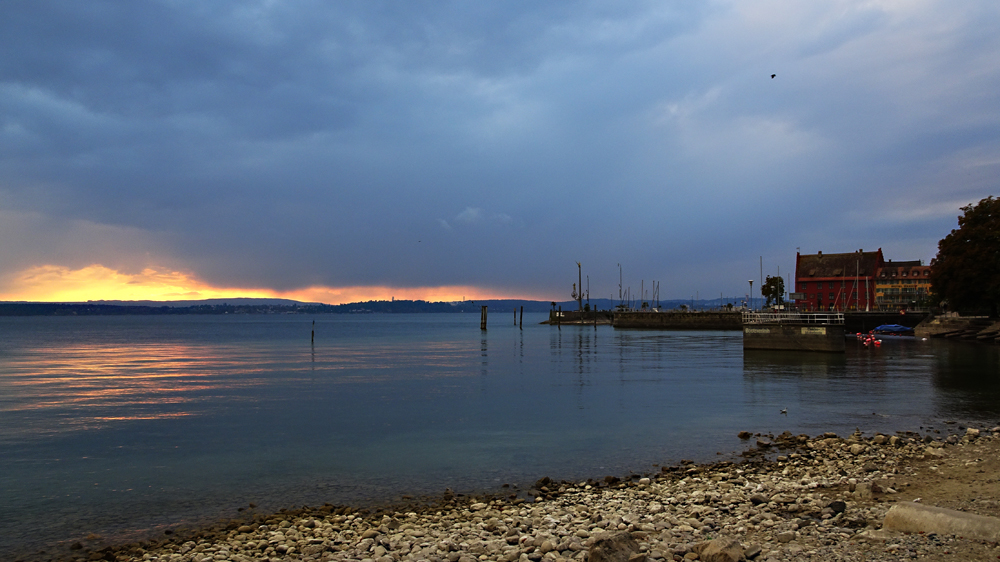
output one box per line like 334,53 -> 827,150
829,293 -> 835,300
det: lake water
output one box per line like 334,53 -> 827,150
2,313 -> 999,558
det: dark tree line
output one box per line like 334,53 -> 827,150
930,195 -> 1000,316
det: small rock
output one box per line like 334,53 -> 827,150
855,482 -> 877,498
588,531 -> 640,562
692,536 -> 744,562
775,531 -> 795,543
738,431 -> 752,439
925,447 -> 945,458
828,500 -> 847,514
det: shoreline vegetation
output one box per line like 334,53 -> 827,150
28,422 -> 1000,562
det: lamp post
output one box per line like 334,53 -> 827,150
748,280 -> 754,311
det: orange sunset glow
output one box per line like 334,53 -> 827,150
0,264 -> 536,304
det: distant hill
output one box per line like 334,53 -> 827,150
0,297 -> 741,316
85,298 -> 314,307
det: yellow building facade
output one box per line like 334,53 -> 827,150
875,260 -> 932,311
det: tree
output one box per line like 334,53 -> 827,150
930,196 -> 1000,316
761,275 -> 785,307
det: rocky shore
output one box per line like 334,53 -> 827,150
43,423 -> 1000,562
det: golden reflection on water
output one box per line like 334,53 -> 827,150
0,341 -> 265,436
0,337 -> 477,439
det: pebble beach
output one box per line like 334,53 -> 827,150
36,423 -> 1000,562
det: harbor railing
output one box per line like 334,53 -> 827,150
742,312 -> 844,325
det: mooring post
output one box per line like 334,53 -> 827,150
311,320 -> 315,344
480,305 -> 488,330
557,306 -> 561,330
514,309 -> 517,326
519,306 -> 523,330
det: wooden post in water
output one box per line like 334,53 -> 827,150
557,306 -> 561,330
311,320 -> 315,344
514,309 -> 517,326
519,306 -> 523,330
480,306 -> 488,330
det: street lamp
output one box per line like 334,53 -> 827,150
748,280 -> 754,311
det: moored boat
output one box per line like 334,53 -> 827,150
871,324 -> 915,336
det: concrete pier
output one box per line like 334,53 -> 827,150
742,312 -> 846,352
611,311 -> 741,330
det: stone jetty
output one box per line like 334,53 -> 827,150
55,425 -> 1000,562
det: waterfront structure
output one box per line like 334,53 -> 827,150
874,260 -> 932,311
742,311 -> 846,352
794,249 -> 884,311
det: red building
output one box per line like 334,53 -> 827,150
794,249 -> 885,311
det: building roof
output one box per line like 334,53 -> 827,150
882,260 -> 922,267
878,260 -> 930,280
796,249 -> 883,278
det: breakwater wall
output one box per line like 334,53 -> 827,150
611,311 -> 742,330
544,310 -> 613,324
743,323 -> 846,352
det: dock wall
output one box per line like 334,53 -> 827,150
743,323 -> 846,352
612,311 -> 742,330
545,310 -> 613,324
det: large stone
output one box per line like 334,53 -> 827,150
691,536 -> 744,562
883,503 -> 1000,541
588,531 -> 640,562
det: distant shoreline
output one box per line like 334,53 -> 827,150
0,298 -> 726,316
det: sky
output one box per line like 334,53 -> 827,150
1,1 -> 998,304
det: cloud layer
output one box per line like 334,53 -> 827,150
2,1 -> 998,302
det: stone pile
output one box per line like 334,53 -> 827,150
68,425 -> 1000,562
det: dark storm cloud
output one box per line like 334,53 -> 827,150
1,1 -> 999,300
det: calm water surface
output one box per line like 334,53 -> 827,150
1,313 -> 999,557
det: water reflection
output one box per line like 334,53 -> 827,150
743,349 -> 847,379
929,341 -> 1000,419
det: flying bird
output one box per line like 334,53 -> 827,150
780,408 -> 787,415
771,74 -> 776,79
